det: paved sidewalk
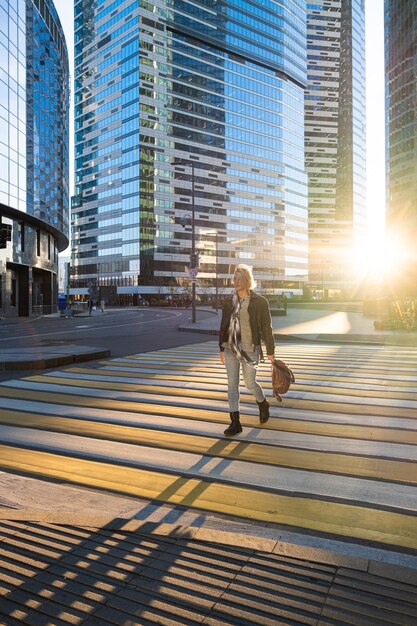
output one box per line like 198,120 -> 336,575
180,306 -> 417,346
0,514 -> 416,625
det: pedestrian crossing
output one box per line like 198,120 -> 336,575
0,340 -> 416,551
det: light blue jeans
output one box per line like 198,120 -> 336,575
224,347 -> 265,412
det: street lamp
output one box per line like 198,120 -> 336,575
202,229 -> 219,312
65,262 -> 71,305
214,231 -> 219,312
173,159 -> 197,323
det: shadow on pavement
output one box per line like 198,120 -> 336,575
1,515 -> 417,624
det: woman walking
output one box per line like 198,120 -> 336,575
219,264 -> 275,436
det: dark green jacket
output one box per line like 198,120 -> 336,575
219,290 -> 275,356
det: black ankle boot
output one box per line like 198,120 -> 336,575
224,411 -> 242,436
257,398 -> 270,424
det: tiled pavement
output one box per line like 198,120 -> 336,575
1,517 -> 417,625
0,339 -> 417,623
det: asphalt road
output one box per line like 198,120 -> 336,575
0,307 -> 216,381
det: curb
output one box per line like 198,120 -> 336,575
273,333 -> 386,345
1,511 -> 416,580
178,325 -> 219,335
0,347 -> 111,370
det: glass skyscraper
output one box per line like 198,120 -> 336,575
0,0 -> 69,316
305,0 -> 366,299
385,0 -> 417,295
72,0 -> 308,304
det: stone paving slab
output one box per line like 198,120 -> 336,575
0,516 -> 416,625
0,346 -> 111,370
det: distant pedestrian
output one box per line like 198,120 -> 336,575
219,264 -> 275,436
100,299 -> 105,313
88,299 -> 94,316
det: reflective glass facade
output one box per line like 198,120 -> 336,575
0,0 -> 69,233
0,0 -> 69,316
385,0 -> 417,292
72,0 -> 308,303
305,0 -> 366,298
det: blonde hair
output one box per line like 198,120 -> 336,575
234,264 -> 255,290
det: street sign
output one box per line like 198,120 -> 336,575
190,252 -> 200,269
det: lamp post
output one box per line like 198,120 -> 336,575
214,231 -> 219,312
174,159 -> 196,323
202,229 -> 219,312
190,161 -> 196,323
97,262 -> 100,307
66,262 -> 71,305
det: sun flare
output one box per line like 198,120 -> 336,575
353,234 -> 406,282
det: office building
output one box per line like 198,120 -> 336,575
72,0 -> 308,304
58,254 -> 70,293
305,0 -> 366,298
0,0 -> 69,316
385,0 -> 417,295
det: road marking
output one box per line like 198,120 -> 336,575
0,398 -> 414,455
4,377 -> 416,419
0,410 -> 416,485
1,340 -> 417,550
62,365 -> 417,390
0,382 -> 416,446
40,370 -> 417,399
0,444 -> 416,550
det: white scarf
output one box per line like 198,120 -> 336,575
228,293 -> 256,366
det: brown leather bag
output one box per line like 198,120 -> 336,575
272,359 -> 295,402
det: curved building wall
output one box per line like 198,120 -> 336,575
0,0 -> 69,316
72,0 -> 307,303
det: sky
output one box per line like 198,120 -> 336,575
53,0 -> 386,239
